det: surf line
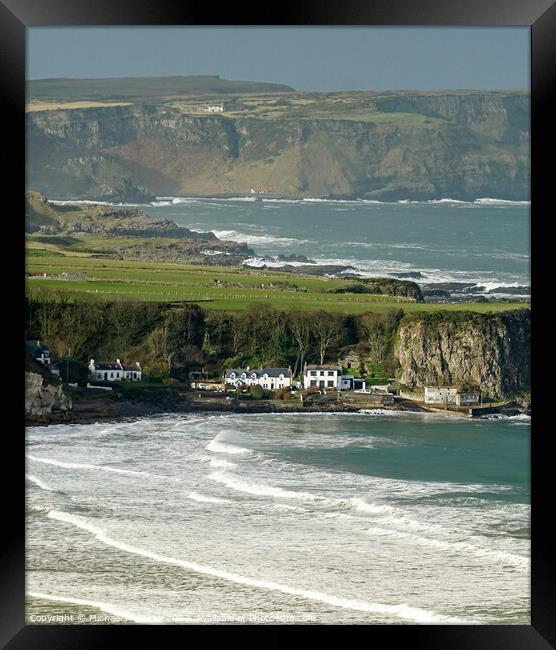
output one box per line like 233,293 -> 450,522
26,453 -> 169,479
27,591 -> 149,624
47,509 -> 474,624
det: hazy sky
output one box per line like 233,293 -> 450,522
27,27 -> 529,91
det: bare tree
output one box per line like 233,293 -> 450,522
290,312 -> 311,376
361,318 -> 387,364
312,311 -> 341,365
147,323 -> 171,360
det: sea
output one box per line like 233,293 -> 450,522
26,411 -> 530,625
144,196 -> 530,299
50,195 -> 531,299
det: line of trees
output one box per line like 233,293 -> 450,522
26,295 -> 404,382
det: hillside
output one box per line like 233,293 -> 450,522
26,88 -> 529,202
27,75 -> 295,101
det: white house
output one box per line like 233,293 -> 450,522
26,339 -> 60,376
198,104 -> 224,113
340,375 -> 366,391
225,367 -> 292,390
303,364 -> 342,389
89,359 -> 142,382
26,340 -> 52,366
424,386 -> 480,406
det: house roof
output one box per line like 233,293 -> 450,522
93,362 -> 123,370
306,365 -> 342,372
122,363 -> 141,371
25,340 -> 50,355
226,367 -> 291,378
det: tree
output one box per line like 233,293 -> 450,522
361,318 -> 387,364
290,312 -> 311,376
312,311 -> 341,364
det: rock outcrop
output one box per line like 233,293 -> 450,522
25,371 -> 72,416
395,310 -> 530,399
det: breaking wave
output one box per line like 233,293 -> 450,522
46,509 -> 471,623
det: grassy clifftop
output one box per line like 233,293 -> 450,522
28,75 -> 295,101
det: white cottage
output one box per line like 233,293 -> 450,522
303,364 -> 342,389
424,386 -> 480,406
89,359 -> 142,382
225,367 -> 292,390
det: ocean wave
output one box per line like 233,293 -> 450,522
208,470 -> 321,501
205,438 -> 252,456
479,413 -> 531,422
27,474 -> 53,491
187,491 -> 228,504
212,230 -> 304,246
365,525 -> 529,570
27,453 -> 153,477
474,198 -> 530,206
208,457 -> 238,469
46,509 -> 471,623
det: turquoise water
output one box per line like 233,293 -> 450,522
26,411 -> 530,625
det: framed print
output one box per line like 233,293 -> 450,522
3,0 -> 554,646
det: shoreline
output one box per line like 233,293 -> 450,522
25,395 -> 530,427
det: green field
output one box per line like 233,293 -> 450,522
26,253 -> 530,315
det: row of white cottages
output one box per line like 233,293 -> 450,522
225,365 -> 366,391
88,359 -> 142,382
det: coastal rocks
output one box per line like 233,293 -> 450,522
276,253 -> 317,264
118,239 -> 253,266
395,310 -> 530,399
63,208 -> 217,240
331,278 -> 424,301
25,371 -> 72,416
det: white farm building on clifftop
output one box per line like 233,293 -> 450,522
88,359 -> 142,382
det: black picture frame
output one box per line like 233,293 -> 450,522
4,1 -> 554,647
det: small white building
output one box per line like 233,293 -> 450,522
303,365 -> 342,389
26,340 -> 52,366
424,386 -> 480,406
198,104 -> 224,113
88,359 -> 142,382
340,375 -> 366,391
225,367 -> 292,390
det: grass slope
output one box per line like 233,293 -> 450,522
26,252 -> 529,315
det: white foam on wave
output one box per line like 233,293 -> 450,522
46,509 -> 470,623
27,453 -> 151,477
212,230 -> 304,247
358,409 -> 405,417
208,457 -> 237,469
365,525 -> 529,570
27,473 -> 53,491
273,504 -> 307,513
28,590 -> 150,623
188,491 -> 228,504
205,438 -> 252,456
208,470 -> 320,501
474,198 -> 530,206
480,413 -> 531,423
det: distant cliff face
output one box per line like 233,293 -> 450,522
395,310 -> 530,399
27,91 -> 529,201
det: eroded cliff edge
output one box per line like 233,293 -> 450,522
395,310 -> 530,400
